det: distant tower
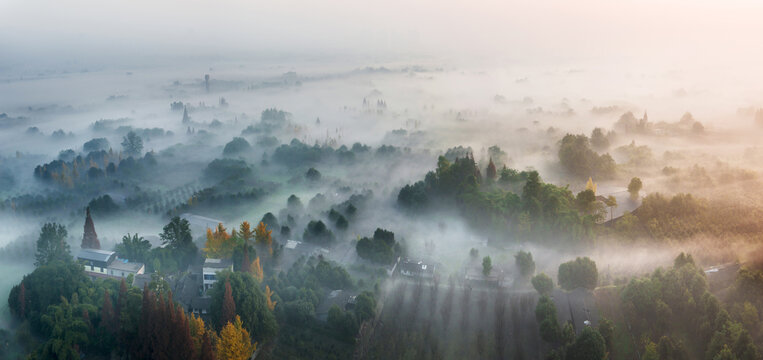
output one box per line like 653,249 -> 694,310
204,74 -> 210,92
82,207 -> 100,249
182,107 -> 190,124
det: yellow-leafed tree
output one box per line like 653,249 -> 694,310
265,285 -> 277,311
255,222 -> 273,255
217,315 -> 257,360
188,312 -> 206,355
585,177 -> 597,195
250,256 -> 264,282
204,223 -> 237,259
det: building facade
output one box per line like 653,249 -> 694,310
77,248 -> 145,280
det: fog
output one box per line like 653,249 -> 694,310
2,0 -> 763,358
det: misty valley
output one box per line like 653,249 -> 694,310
3,25 -> 763,360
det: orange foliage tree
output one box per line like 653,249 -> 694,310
255,222 -> 273,255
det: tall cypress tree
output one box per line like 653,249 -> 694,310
154,295 -> 169,360
138,285 -> 153,359
82,207 -> 101,249
200,332 -> 216,360
173,307 -> 195,360
221,280 -> 236,329
117,278 -> 127,315
486,158 -> 497,181
101,290 -> 117,334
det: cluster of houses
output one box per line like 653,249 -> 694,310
75,209 -> 233,317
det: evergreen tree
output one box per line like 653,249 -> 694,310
82,207 -> 101,249
221,280 -> 237,329
486,157 -> 497,181
201,332 -> 216,360
117,278 -> 128,315
173,307 -> 195,360
101,290 -> 117,334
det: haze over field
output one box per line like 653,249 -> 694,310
2,1 -> 763,359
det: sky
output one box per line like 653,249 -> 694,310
2,0 -> 763,73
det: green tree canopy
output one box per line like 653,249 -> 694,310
558,257 -> 598,290
515,250 -> 536,278
209,270 -> 277,340
482,256 -> 492,276
121,131 -> 144,157
159,216 -> 197,268
35,223 -> 71,267
532,273 -> 554,296
565,327 -> 606,360
114,233 -> 151,263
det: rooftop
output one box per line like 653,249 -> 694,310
132,274 -> 152,289
180,213 -> 224,229
285,240 -> 301,249
108,259 -> 145,272
77,248 -> 116,263
203,258 -> 233,269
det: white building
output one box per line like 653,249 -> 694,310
77,248 -> 145,280
398,259 -> 437,279
202,258 -> 233,292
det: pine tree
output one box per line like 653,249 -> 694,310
239,221 -> 254,245
138,285 -> 154,359
201,331 -> 216,360
117,278 -> 128,315
221,280 -> 237,329
101,290 -> 117,334
154,294 -> 169,360
173,307 -> 195,360
82,207 -> 101,249
486,157 -> 497,181
216,316 -> 256,360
